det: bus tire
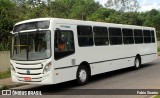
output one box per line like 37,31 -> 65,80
76,65 -> 89,85
134,57 -> 141,70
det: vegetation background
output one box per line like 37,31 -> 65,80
0,0 -> 160,51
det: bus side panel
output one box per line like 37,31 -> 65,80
53,67 -> 78,84
90,57 -> 135,75
140,43 -> 157,64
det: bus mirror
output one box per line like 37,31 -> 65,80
10,31 -> 13,34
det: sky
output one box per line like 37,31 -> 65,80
95,0 -> 160,12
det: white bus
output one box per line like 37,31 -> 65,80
10,18 -> 157,85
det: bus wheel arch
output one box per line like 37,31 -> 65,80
134,54 -> 142,69
76,61 -> 91,85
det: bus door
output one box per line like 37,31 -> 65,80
54,24 -> 76,68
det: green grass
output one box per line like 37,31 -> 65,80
154,95 -> 160,98
0,85 -> 8,90
158,47 -> 160,52
0,70 -> 11,79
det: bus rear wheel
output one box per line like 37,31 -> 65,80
76,66 -> 89,85
134,57 -> 141,70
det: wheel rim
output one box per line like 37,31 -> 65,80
135,59 -> 140,68
79,69 -> 87,82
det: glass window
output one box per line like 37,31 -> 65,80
122,28 -> 134,44
151,30 -> 155,43
54,30 -> 75,60
109,27 -> 122,45
134,29 -> 143,44
77,26 -> 93,46
11,31 -> 51,61
93,26 -> 109,46
143,30 -> 151,43
13,21 -> 50,32
12,34 -> 27,60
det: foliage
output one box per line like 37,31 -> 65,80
70,0 -> 101,20
88,8 -> 116,21
0,85 -> 8,90
0,0 -> 160,50
158,47 -> 160,52
0,69 -> 11,79
0,0 -> 16,50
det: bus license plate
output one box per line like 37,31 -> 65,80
24,77 -> 31,81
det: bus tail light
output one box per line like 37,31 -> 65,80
43,62 -> 52,73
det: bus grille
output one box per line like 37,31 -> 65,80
15,62 -> 43,75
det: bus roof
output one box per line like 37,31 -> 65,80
15,18 -> 155,30
15,18 -> 51,25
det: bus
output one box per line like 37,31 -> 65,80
10,18 -> 157,85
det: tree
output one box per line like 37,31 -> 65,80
119,12 -> 143,25
12,0 -> 26,5
142,9 -> 160,40
0,0 -> 17,50
48,0 -> 101,20
105,12 -> 122,23
48,0 -> 76,18
70,0 -> 101,20
88,8 -> 116,21
105,0 -> 140,12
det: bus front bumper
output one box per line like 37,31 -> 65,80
11,71 -> 54,85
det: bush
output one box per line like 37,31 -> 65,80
0,69 -> 11,79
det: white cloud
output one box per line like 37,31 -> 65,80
95,0 -> 107,6
139,0 -> 160,12
95,0 -> 160,12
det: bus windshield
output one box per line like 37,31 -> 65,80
11,30 -> 51,61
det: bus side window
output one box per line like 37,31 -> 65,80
93,26 -> 109,46
109,27 -> 122,45
134,29 -> 143,44
151,30 -> 155,43
122,28 -> 134,44
143,30 -> 151,43
54,30 -> 75,60
77,25 -> 93,47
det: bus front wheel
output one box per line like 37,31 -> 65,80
76,66 -> 89,85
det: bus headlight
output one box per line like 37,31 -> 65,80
11,64 -> 15,72
43,62 -> 52,73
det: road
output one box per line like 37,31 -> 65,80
2,57 -> 160,98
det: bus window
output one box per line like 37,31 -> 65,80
122,28 -> 134,44
143,30 -> 151,43
93,26 -> 109,46
54,30 -> 75,60
12,31 -> 51,61
134,29 -> 143,44
151,30 -> 155,43
109,27 -> 122,45
77,25 -> 93,47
